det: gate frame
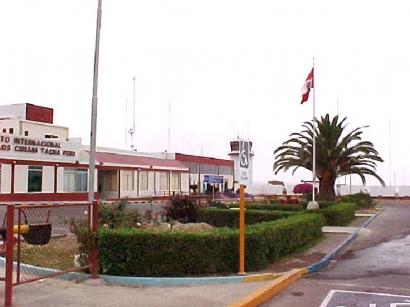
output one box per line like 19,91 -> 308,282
1,202 -> 98,306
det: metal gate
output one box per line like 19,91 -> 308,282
0,203 -> 98,306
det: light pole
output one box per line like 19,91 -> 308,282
88,0 -> 102,203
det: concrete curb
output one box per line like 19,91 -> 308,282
227,269 -> 303,307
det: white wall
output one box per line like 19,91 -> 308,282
57,167 -> 65,192
0,104 -> 26,119
246,184 -> 284,195
0,119 -> 19,135
21,121 -> 69,139
180,173 -> 189,193
14,165 -> 27,193
1,164 -> 11,193
398,186 -> 410,197
42,166 -> 54,192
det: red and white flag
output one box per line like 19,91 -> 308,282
301,68 -> 314,104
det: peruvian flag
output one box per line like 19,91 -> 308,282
301,68 -> 314,104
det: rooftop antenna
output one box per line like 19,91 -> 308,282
168,99 -> 171,152
125,97 -> 128,149
128,77 -> 136,151
389,121 -> 392,186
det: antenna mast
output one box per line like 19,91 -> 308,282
168,99 -> 171,151
125,97 -> 128,149
128,77 -> 136,151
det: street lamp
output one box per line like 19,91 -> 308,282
88,0 -> 102,203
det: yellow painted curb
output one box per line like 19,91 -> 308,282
228,268 -> 303,307
242,272 -> 283,282
299,267 -> 309,274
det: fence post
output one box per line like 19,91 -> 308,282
90,201 -> 98,279
4,204 -> 14,306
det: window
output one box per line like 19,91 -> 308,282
45,134 -> 58,139
171,172 -> 181,190
28,166 -> 42,192
122,170 -> 134,191
24,131 -> 29,136
64,168 -> 88,192
9,128 -> 13,134
104,170 -> 117,191
139,171 -> 148,191
159,172 -> 168,190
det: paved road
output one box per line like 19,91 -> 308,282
262,201 -> 410,307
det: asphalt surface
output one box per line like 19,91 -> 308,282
262,200 -> 410,307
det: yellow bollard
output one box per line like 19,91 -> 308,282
13,225 -> 29,234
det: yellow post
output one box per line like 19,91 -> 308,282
238,184 -> 245,275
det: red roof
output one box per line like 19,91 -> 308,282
175,153 -> 233,166
95,152 -> 188,170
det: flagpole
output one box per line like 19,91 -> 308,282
312,57 -> 316,202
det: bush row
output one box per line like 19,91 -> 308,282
209,202 -> 303,212
196,208 -> 298,228
298,200 -> 336,209
202,202 -> 356,227
304,203 -> 357,226
96,213 -> 324,277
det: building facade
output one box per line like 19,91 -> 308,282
0,103 -> 236,203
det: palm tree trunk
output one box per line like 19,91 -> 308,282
318,177 -> 336,201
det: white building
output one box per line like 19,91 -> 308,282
0,103 -> 235,203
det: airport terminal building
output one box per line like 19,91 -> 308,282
0,103 -> 236,203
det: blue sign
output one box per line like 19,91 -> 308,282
203,175 -> 224,184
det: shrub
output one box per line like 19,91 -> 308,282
340,192 -> 373,209
98,199 -> 141,229
163,195 -> 198,223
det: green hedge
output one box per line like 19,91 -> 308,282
298,201 -> 336,209
305,203 -> 357,226
340,192 -> 373,209
97,214 -> 323,277
196,208 -> 298,228
209,201 -> 303,212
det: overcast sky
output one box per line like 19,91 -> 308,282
1,1 -> 409,186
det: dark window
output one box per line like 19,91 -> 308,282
28,166 -> 42,192
9,128 -> 13,134
24,131 -> 29,136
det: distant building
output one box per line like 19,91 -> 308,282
0,103 -> 234,203
151,152 -> 234,194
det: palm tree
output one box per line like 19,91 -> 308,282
273,114 -> 385,201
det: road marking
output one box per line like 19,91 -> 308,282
320,290 -> 410,307
319,290 -> 337,307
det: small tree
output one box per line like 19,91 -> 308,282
162,195 -> 197,223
